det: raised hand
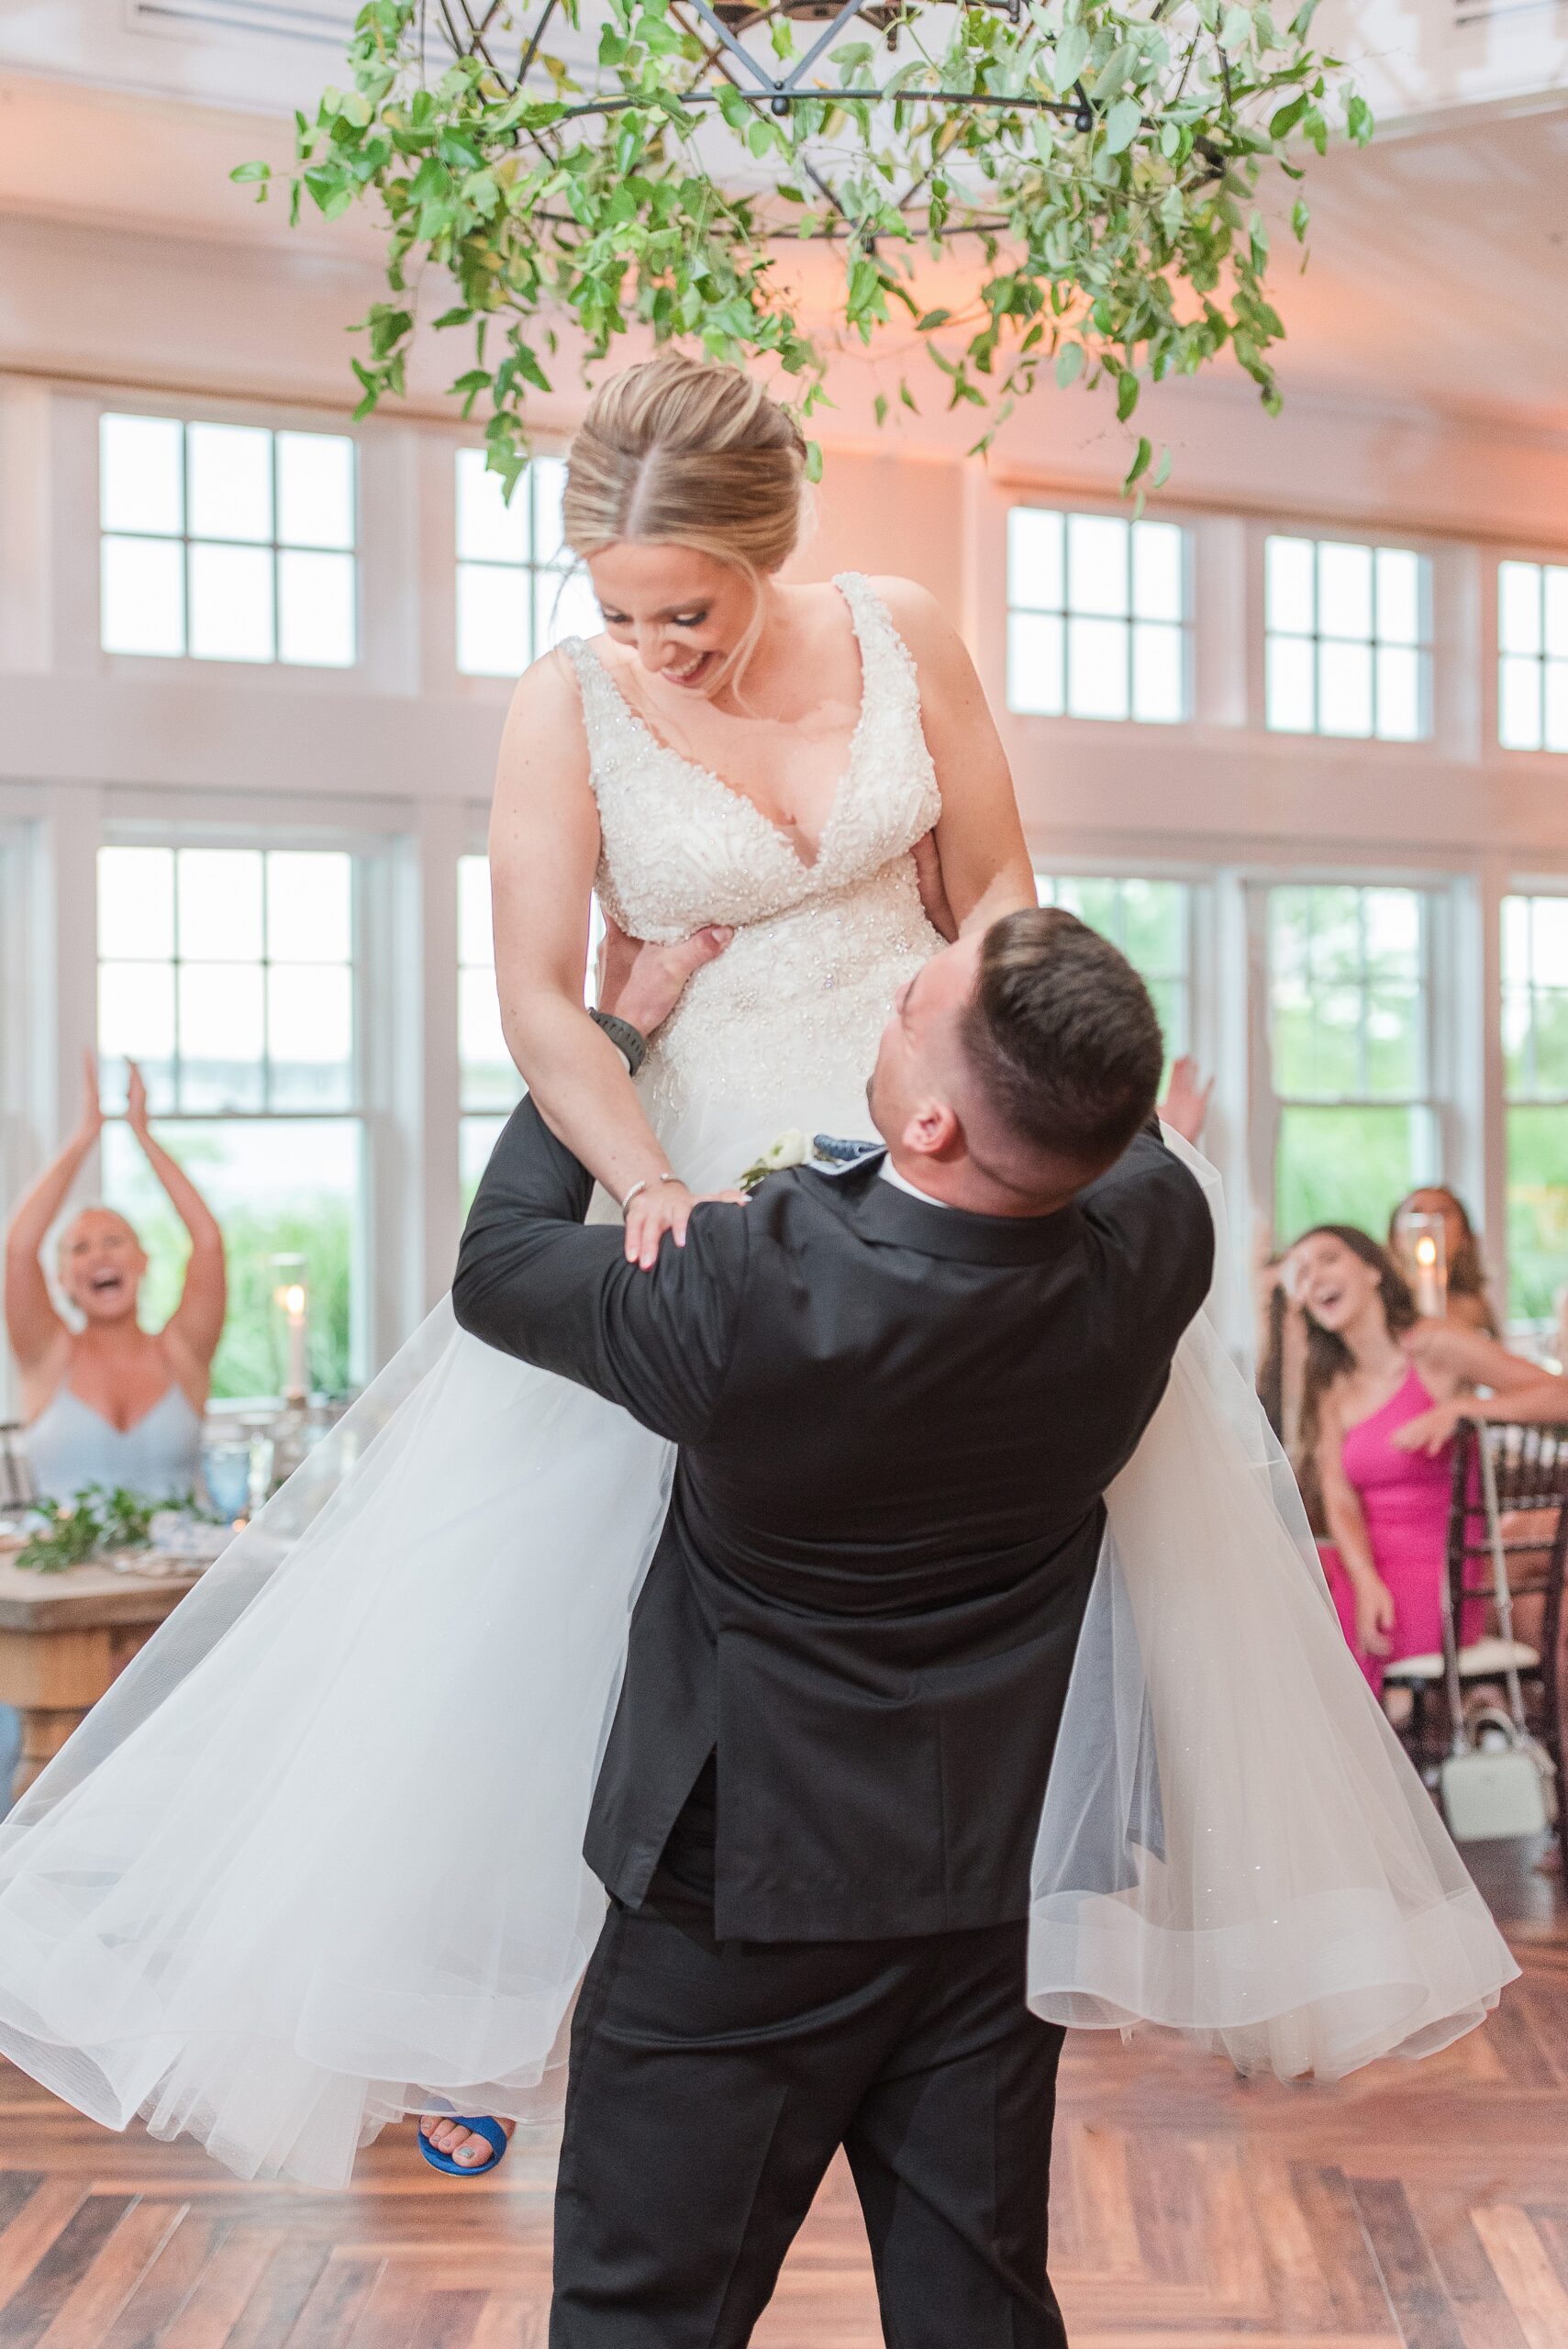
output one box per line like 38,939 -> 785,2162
125,1059 -> 150,1139
77,1048 -> 105,1145
1159,1055 -> 1214,1146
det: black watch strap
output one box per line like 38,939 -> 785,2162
590,1008 -> 649,1076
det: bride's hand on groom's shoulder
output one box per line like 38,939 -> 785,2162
624,1177 -> 751,1271
595,916 -> 734,1038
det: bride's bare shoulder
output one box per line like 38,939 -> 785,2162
865,575 -> 958,653
864,576 -> 975,695
497,644 -> 594,798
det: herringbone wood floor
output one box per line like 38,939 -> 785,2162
0,1843 -> 1563,2347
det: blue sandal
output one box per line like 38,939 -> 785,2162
417,2114 -> 511,2176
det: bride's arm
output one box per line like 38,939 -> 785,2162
489,653 -> 714,1268
872,578 -> 1037,931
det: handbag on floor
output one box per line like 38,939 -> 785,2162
1439,1422 -> 1555,1842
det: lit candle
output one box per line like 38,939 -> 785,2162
1396,1209 -> 1448,1322
272,1277 -> 308,1401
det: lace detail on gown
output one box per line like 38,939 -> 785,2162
562,573 -> 943,1122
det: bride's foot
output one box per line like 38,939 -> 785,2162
419,2114 -> 517,2170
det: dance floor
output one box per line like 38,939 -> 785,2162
0,1843 -> 1562,2348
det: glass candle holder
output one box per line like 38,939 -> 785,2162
1395,1208 -> 1449,1320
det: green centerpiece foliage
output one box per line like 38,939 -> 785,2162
16,1486 -> 164,1575
235,0 -> 1369,485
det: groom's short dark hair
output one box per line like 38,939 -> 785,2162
961,907 -> 1164,1170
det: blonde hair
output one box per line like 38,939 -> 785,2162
562,353 -> 808,694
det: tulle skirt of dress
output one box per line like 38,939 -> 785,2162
0,1108 -> 1518,2187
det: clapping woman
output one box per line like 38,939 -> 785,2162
5,1055 -> 225,1505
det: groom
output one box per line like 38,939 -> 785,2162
453,907 -> 1213,2349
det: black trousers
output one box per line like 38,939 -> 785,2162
550,1775 -> 1068,2349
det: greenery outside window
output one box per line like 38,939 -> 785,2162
1503,894 -> 1568,1325
96,845 -> 364,1397
1266,883 -> 1437,1240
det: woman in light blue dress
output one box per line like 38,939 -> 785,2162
6,1053 -> 224,1506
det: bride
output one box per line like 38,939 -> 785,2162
0,355 -> 1515,2190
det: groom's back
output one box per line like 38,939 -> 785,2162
587,1134 -> 1212,1942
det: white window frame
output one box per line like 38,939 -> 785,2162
96,820 -> 381,1391
1496,555 -> 1568,758
1005,502 -> 1193,726
1262,530 -> 1434,743
54,391 -> 404,695
1246,873 -> 1451,1247
1499,881 -> 1568,1332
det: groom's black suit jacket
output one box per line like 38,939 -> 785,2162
453,1102 -> 1211,1943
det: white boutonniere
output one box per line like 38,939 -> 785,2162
738,1130 -> 810,1194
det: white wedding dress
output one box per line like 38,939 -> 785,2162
0,576 -> 1516,2188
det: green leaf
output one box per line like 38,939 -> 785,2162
804,440 -> 824,484
1051,24 -> 1089,91
1090,41 -> 1135,101
1115,367 -> 1140,421
1103,96 -> 1141,153
1054,340 -> 1084,387
1123,434 -> 1152,488
873,393 -> 888,426
1269,92 -> 1309,138
1219,5 -> 1254,51
1291,195 -> 1310,240
917,308 -> 952,331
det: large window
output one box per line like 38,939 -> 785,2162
1034,874 -> 1190,1070
1503,894 -> 1568,1324
1006,508 -> 1187,722
99,415 -> 357,666
1498,562 -> 1568,754
96,845 -> 364,1397
1264,537 -> 1429,741
456,451 -> 598,677
458,853 -> 525,1203
1266,884 -> 1436,1239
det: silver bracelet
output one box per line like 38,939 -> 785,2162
619,1172 -> 683,1217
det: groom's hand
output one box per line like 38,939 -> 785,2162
595,916 -> 733,1040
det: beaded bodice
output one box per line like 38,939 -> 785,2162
563,573 -> 945,1118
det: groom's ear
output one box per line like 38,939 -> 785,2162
901,1096 -> 963,1162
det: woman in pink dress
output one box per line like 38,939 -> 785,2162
1291,1225 -> 1568,1696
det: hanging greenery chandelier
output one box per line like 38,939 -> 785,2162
236,0 -> 1370,486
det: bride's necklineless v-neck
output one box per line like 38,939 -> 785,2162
581,574 -> 873,873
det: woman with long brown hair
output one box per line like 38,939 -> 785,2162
1293,1224 -> 1565,1688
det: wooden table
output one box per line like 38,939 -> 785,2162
0,1553 -> 204,1802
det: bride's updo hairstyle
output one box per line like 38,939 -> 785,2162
562,352 -> 808,689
